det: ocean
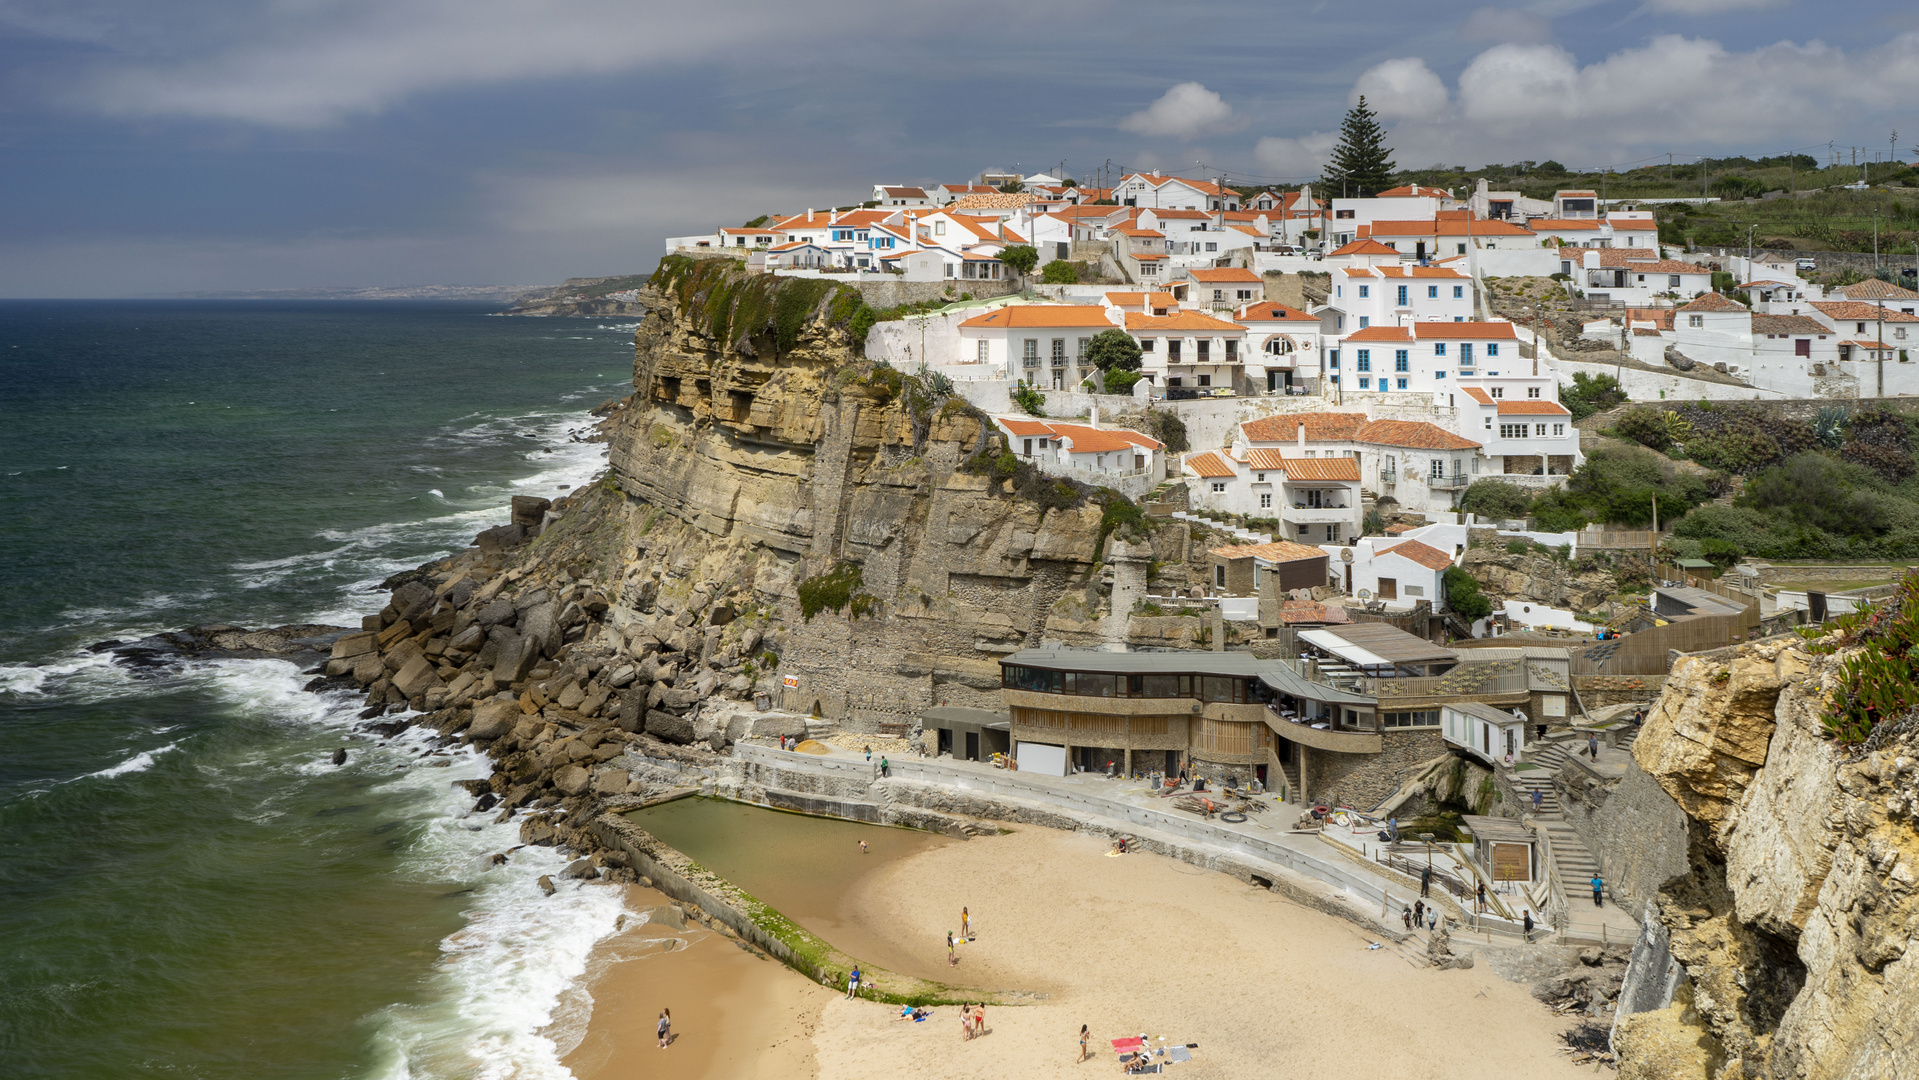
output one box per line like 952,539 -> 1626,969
0,301 -> 635,1079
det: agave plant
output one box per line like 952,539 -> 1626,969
1812,405 -> 1847,450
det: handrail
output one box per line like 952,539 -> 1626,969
1530,815 -> 1571,933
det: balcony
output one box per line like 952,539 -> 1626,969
1426,472 -> 1470,489
1264,708 -> 1382,754
1283,505 -> 1353,524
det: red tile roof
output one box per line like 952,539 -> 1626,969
1187,267 -> 1261,283
1124,311 -> 1242,332
1212,541 -> 1328,564
1343,326 -> 1413,342
1752,314 -> 1834,335
1328,239 -> 1401,256
1461,387 -> 1494,405
1354,419 -> 1482,451
1838,279 -> 1919,301
1811,301 -> 1919,322
1245,454 -> 1362,481
1240,412 -> 1368,442
1236,302 -> 1319,323
1496,400 -> 1571,415
1379,539 -> 1454,570
1185,451 -> 1236,478
1679,292 -> 1748,313
1411,322 -> 1518,340
1046,423 -> 1163,452
959,305 -> 1116,329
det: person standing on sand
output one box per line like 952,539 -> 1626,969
846,967 -> 861,998
974,1003 -> 985,1037
859,839 -> 867,854
1413,898 -> 1423,926
1079,1024 -> 1090,1063
657,1009 -> 671,1048
962,907 -> 970,940
962,1004 -> 974,1040
948,931 -> 957,966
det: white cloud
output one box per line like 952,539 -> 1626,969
1642,0 -> 1790,13
13,0 -> 929,127
1339,31 -> 1919,169
1352,58 -> 1451,121
1254,131 -> 1338,178
481,168 -> 846,236
1119,82 -> 1236,139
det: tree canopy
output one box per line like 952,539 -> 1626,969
1040,259 -> 1079,284
998,245 -> 1039,276
1324,97 -> 1396,197
1083,328 -> 1142,372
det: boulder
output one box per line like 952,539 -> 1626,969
391,653 -> 444,699
330,631 -> 379,661
351,653 -> 386,685
510,495 -> 551,528
645,709 -> 696,744
556,681 -> 588,711
493,634 -> 538,684
591,767 -> 630,795
468,699 -> 521,741
739,628 -> 762,656
561,857 -> 599,880
606,664 -> 637,688
521,602 -> 561,659
477,598 -> 517,628
553,764 -> 592,796
537,874 -> 556,896
449,624 -> 486,654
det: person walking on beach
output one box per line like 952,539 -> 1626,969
1412,899 -> 1423,926
948,931 -> 957,967
1078,1024 -> 1090,1063
1427,908 -> 1438,933
859,839 -> 867,854
974,1003 -> 985,1037
880,756 -> 889,777
846,966 -> 861,998
1523,910 -> 1535,943
962,906 -> 970,940
1402,906 -> 1413,930
657,1008 -> 671,1048
1592,873 -> 1605,908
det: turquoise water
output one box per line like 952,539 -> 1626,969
0,302 -> 638,1079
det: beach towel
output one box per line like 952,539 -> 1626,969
1112,1037 -> 1145,1050
1169,1047 -> 1192,1062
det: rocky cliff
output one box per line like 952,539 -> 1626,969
1616,634 -> 1919,1079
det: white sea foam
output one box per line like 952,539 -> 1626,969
80,741 -> 179,780
0,649 -> 139,702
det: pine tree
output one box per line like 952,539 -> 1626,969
1324,97 -> 1396,198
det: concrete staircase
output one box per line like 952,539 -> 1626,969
1508,741 -> 1605,909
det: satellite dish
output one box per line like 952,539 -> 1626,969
1358,588 -> 1372,599
1340,547 -> 1354,562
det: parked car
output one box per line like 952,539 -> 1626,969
1796,258 -> 1817,272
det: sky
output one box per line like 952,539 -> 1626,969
1,0 -> 1916,296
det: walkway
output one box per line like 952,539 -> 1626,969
1503,733 -> 1643,944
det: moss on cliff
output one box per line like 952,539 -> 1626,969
651,254 -> 857,354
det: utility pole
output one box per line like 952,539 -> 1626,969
1875,209 -> 1881,269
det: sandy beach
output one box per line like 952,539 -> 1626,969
568,829 -> 1594,1080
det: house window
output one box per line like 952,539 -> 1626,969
1395,350 -> 1409,372
1140,338 -> 1156,352
1197,374 -> 1212,387
1327,524 -> 1341,543
1336,209 -> 1355,219
1052,339 -> 1067,366
935,221 -> 945,236
1356,350 -> 1371,372
1427,286 -> 1438,299
1500,424 -> 1526,438
977,339 -> 989,363
1490,387 -> 1504,398
1256,472 -> 1266,482
1457,243 -> 1467,254
1458,343 -> 1472,366
1358,316 -> 1370,329
1205,242 -> 1217,252
1689,315 -> 1704,328
1358,285 -> 1370,298
1225,339 -> 1238,361
1535,423 -> 1548,436
1486,344 -> 1499,357
1397,285 -> 1409,305
1435,370 -> 1446,379
1553,423 -> 1565,436
1396,378 -> 1408,389
1197,340 -> 1212,361
1211,482 -> 1226,493
1328,350 -> 1338,369
1237,289 -> 1253,300
1023,339 -> 1039,366
1433,343 -> 1447,357
1669,275 -> 1681,288
1168,340 -> 1182,361
1077,337 -> 1090,359
1527,386 -> 1541,398
1359,377 -> 1371,389
1260,493 -> 1272,508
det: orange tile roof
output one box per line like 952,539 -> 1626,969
1343,326 -> 1413,342
1328,239 -> 1400,256
1237,453 -> 1362,481
1185,451 -> 1236,478
878,186 -> 927,197
1236,302 -> 1319,323
1241,412 -> 1368,442
953,193 -> 1036,210
1188,268 -> 1261,283
1115,227 -> 1165,237
1385,523 -> 1416,533
1374,185 -> 1451,199
1839,279 -> 1919,301
1557,190 -> 1598,197
1752,314 -> 1833,335
1279,599 -> 1343,624
1365,219 -> 1446,237
1811,301 -> 1919,322
1379,538 -> 1454,570
1496,400 -> 1571,415
1354,419 -> 1481,451
1678,292 -> 1748,313
1047,423 -> 1163,453
997,418 -> 1054,436
1627,307 -> 1676,329
1844,340 -> 1896,350
1149,209 -> 1214,220
1212,541 -> 1327,564
1124,311 -> 1242,332
1436,218 -> 1534,237
1131,253 -> 1168,261
959,305 -> 1116,329
1529,219 -> 1608,233
1461,387 -> 1495,405
1607,218 -> 1657,230
1412,321 -> 1518,340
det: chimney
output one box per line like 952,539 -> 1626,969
1296,421 -> 1306,452
807,208 -> 814,222
1090,403 -> 1099,429
830,210 -> 839,225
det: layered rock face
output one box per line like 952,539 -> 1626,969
1619,638 -> 1919,1080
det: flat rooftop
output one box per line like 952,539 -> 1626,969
1300,623 -> 1458,667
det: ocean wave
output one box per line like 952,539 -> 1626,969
79,741 -> 179,780
0,649 -> 140,702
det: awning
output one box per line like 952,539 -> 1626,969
1298,628 -> 1394,669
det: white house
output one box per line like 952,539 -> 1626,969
1332,320 -> 1520,402
1326,185 -> 1458,246
1177,267 -> 1263,310
1830,278 -> 1919,316
1808,301 -> 1918,360
1183,449 -> 1363,545
873,185 -> 933,207
1236,411 -> 1484,514
1235,300 -> 1325,394
1319,535 -> 1457,611
1443,701 -> 1529,765
957,304 -> 1119,387
1326,265 -> 1474,331
996,416 -> 1163,486
1114,172 -> 1239,211
1559,249 -> 1712,305
1458,389 -> 1580,482
1123,309 -> 1247,393
933,183 -> 998,204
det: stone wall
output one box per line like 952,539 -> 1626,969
1306,728 -> 1445,810
1552,759 -> 1689,921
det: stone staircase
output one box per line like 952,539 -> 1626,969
1508,741 -> 1605,911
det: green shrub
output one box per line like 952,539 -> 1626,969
1560,372 -> 1628,421
1818,572 -> 1919,745
999,245 -> 1039,276
1084,328 -> 1143,373
1104,370 -> 1142,394
1012,381 -> 1047,417
1459,479 -> 1534,520
1443,567 -> 1493,621
797,561 -> 879,622
1040,260 -> 1079,284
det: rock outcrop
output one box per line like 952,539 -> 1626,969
1618,635 -> 1919,1080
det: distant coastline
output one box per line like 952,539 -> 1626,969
155,284 -> 542,301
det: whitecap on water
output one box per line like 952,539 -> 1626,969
78,741 -> 179,780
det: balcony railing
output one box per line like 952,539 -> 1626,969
1427,472 -> 1470,489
